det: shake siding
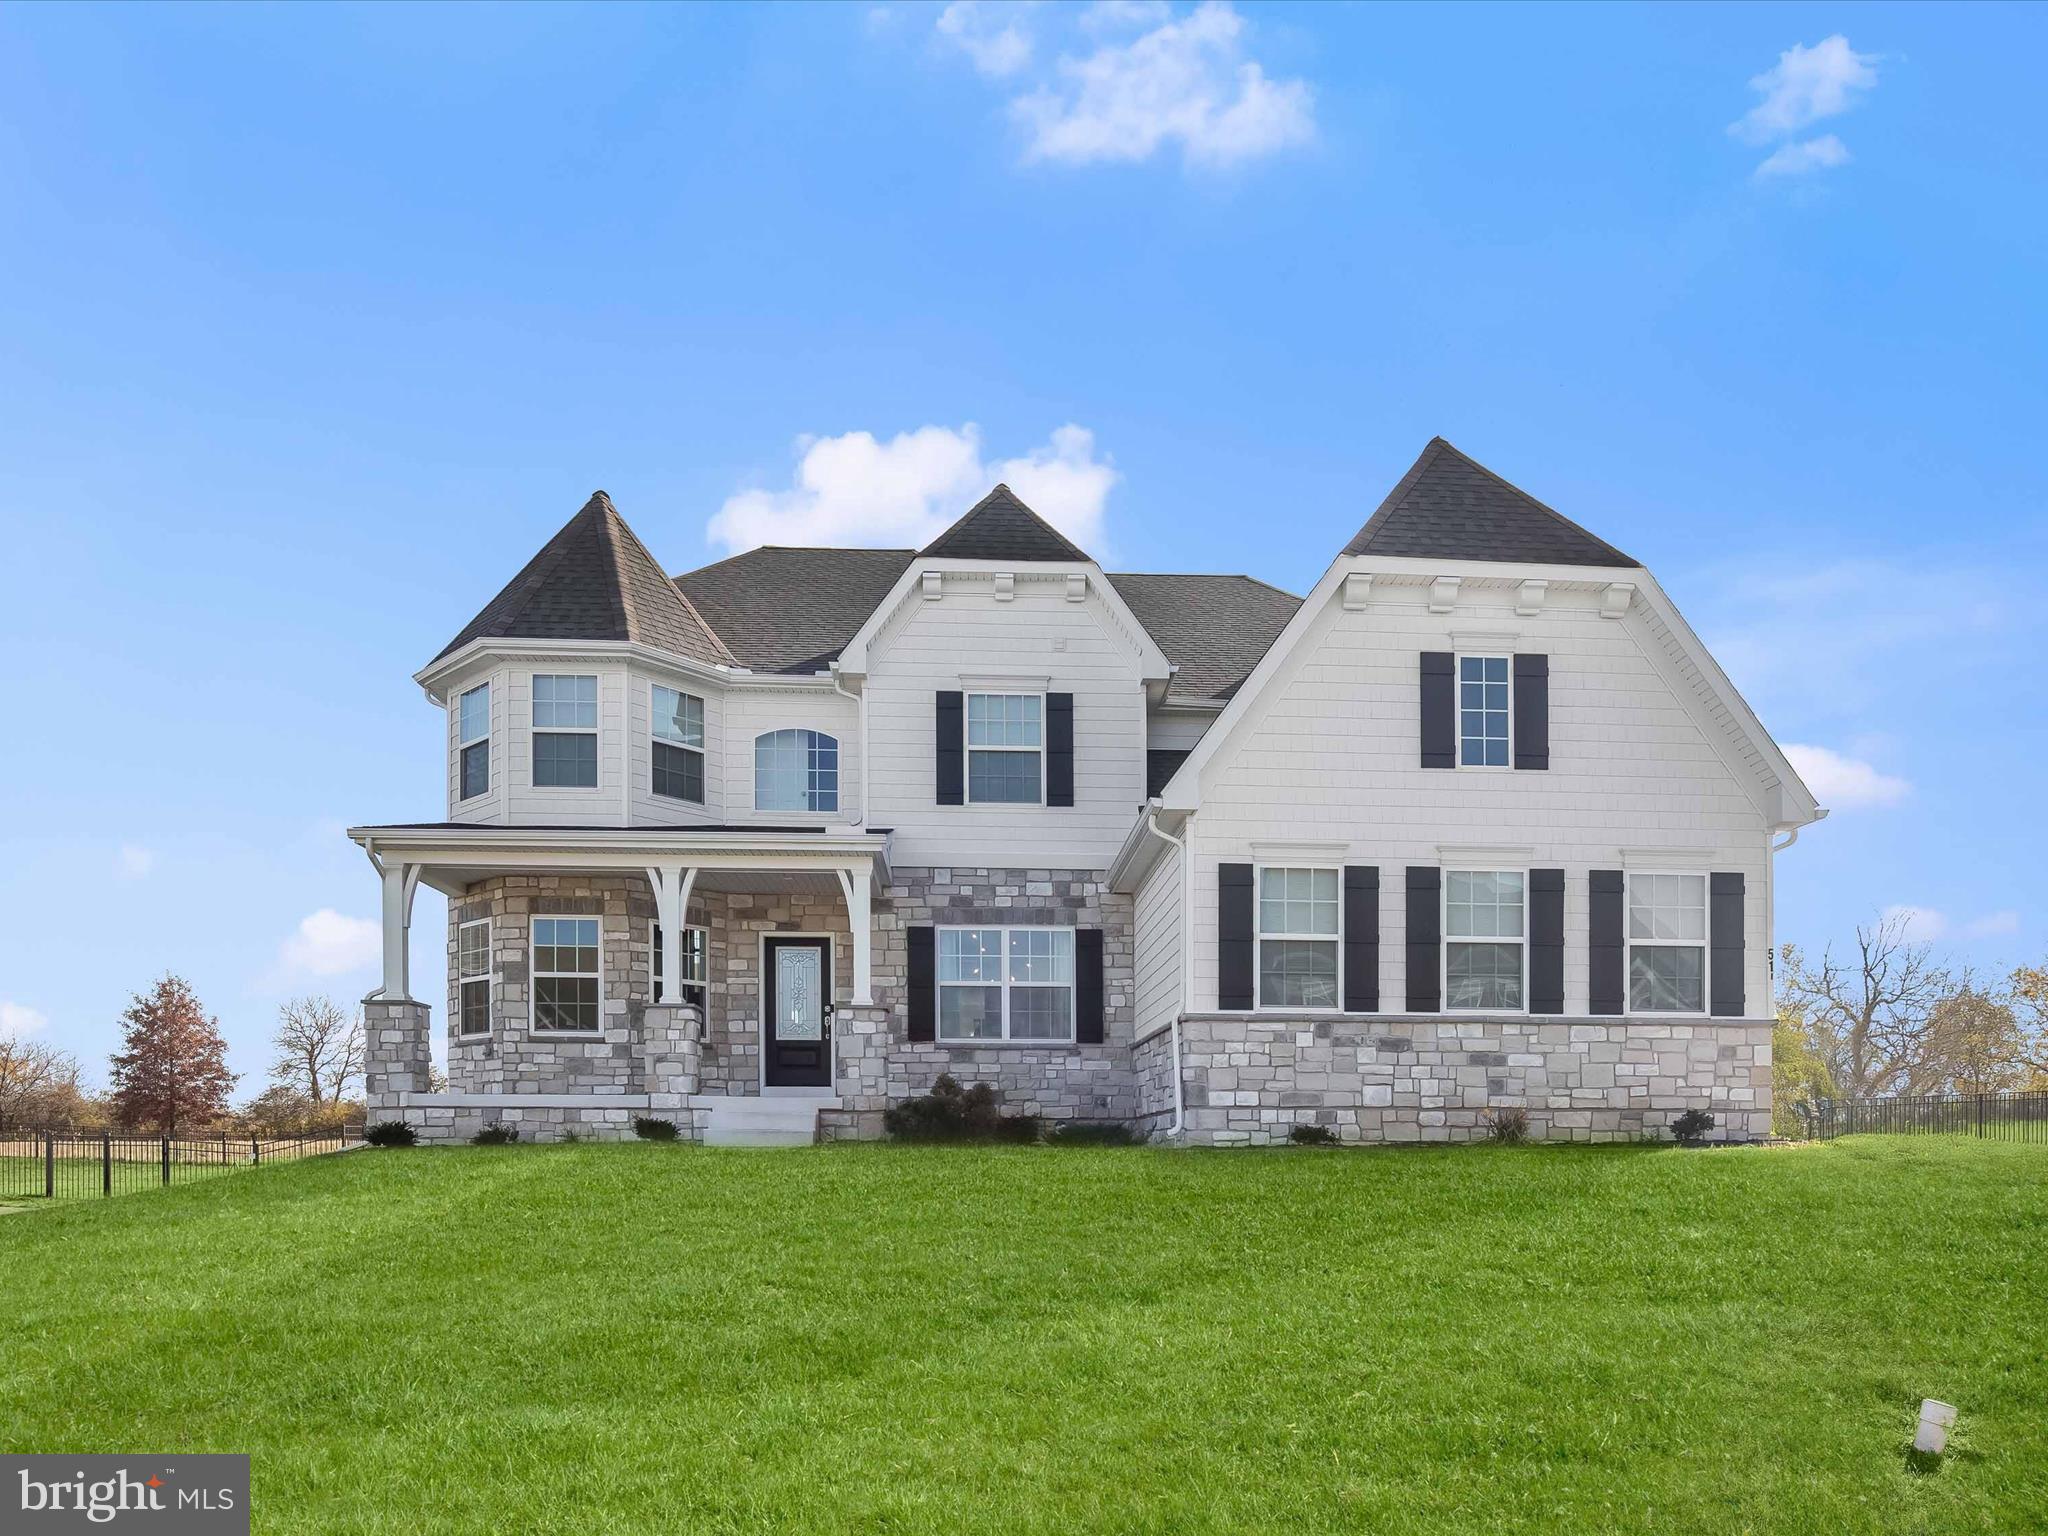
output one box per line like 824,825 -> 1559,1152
502,665 -> 632,827
864,581 -> 1148,868
1188,584 -> 1773,1015
718,686 -> 862,827
1133,843 -> 1184,1038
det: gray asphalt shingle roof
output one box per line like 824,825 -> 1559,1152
1107,572 -> 1302,702
435,492 -> 733,666
1343,438 -> 1638,567
920,484 -> 1091,562
674,546 -> 918,675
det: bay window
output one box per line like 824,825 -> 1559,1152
652,685 -> 705,803
532,916 -> 601,1032
457,682 -> 490,800
532,674 -> 598,788
650,922 -> 708,1014
457,919 -> 491,1035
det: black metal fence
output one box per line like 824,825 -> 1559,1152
0,1127 -> 356,1203
1797,1092 -> 2048,1143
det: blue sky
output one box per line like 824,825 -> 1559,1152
2,2 -> 2042,1089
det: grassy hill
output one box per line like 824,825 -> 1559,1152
2,1138 -> 2043,1534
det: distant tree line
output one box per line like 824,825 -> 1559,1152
0,976 -> 372,1136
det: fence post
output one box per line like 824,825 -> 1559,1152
45,1134 -> 54,1199
102,1133 -> 112,1196
162,1135 -> 171,1186
251,1135 -> 260,1167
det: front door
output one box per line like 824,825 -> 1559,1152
763,936 -> 832,1089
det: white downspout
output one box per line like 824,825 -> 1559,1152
1142,801 -> 1191,1139
830,666 -> 868,827
1766,815 -> 1820,999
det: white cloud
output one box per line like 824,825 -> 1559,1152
1783,743 -> 1910,809
708,423 -> 1117,556
936,1 -> 1036,78
1755,134 -> 1851,179
1965,911 -> 2021,939
1013,2 -> 1313,169
0,1001 -> 48,1040
1732,35 -> 1878,144
115,843 -> 155,880
278,909 -> 381,979
1880,906 -> 2023,945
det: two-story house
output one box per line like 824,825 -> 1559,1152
351,438 -> 1822,1144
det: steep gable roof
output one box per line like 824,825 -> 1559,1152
675,546 -> 918,674
435,492 -> 733,666
920,484 -> 1091,563
1342,438 -> 1637,568
1108,572 -> 1301,703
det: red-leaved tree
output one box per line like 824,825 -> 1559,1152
108,975 -> 238,1133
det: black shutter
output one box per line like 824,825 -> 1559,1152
1218,863 -> 1255,1010
1710,873 -> 1745,1017
1046,693 -> 1074,807
1530,868 -> 1565,1014
1513,653 -> 1549,771
1589,870 -> 1624,1016
1342,866 -> 1379,1012
1420,652 -> 1455,769
907,926 -> 936,1041
1404,866 -> 1440,1012
935,691 -> 964,805
1076,927 -> 1104,1043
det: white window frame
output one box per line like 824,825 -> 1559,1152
1442,868 -> 1529,1015
530,914 -> 603,1035
1625,870 -> 1712,1018
963,691 -> 1046,807
753,728 -> 840,813
1253,864 -> 1343,1014
648,920 -> 709,1009
456,683 -> 490,801
935,925 -> 1076,1043
456,918 -> 491,1036
1455,653 -> 1514,772
650,684 -> 706,804
531,673 -> 599,789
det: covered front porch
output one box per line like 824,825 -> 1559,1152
345,823 -> 897,1143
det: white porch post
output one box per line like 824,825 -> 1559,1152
379,860 -> 420,1000
646,864 -> 694,1002
837,866 -> 873,1006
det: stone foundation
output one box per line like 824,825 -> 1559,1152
1160,1013 -> 1773,1145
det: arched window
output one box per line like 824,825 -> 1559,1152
755,730 -> 839,813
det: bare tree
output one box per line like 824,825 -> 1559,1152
270,997 -> 365,1107
0,1039 -> 83,1131
1778,913 -> 1957,1097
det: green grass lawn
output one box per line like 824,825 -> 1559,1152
2,1138 -> 2043,1534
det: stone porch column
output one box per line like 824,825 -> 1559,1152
643,1001 -> 704,1104
363,997 -> 432,1121
823,1004 -> 891,1141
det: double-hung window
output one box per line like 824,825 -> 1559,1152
1257,867 -> 1340,1010
652,686 -> 705,803
754,729 -> 838,812
532,917 -> 601,1032
937,927 -> 1074,1041
1627,873 -> 1707,1013
650,923 -> 708,1014
532,674 -> 598,788
1458,655 -> 1511,767
457,683 -> 490,800
1444,871 -> 1525,1011
966,693 -> 1042,804
457,919 -> 491,1035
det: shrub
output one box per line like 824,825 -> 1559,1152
470,1122 -> 520,1146
1048,1121 -> 1143,1147
1287,1124 -> 1340,1146
363,1120 -> 416,1148
883,1075 -> 1038,1143
1483,1106 -> 1530,1144
632,1116 -> 679,1142
1672,1109 -> 1717,1146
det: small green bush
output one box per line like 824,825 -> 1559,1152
1483,1106 -> 1530,1144
1672,1109 -> 1717,1146
632,1116 -> 679,1142
1048,1121 -> 1143,1147
470,1122 -> 520,1146
884,1075 -> 1039,1143
363,1120 -> 416,1148
1287,1124 -> 1340,1146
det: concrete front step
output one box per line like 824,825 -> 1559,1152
696,1095 -> 834,1147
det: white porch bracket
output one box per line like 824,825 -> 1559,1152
644,863 -> 697,1003
836,867 -> 873,1006
376,858 -> 422,1001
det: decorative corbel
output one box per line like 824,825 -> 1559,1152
1065,572 -> 1087,603
993,572 -> 1015,602
1342,572 -> 1374,611
1601,581 -> 1635,620
1428,575 -> 1461,615
920,571 -> 943,601
1515,579 -> 1548,617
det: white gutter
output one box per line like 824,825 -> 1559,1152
1140,799 -> 1191,1139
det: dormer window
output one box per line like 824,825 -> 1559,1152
1458,656 -> 1511,767
755,729 -> 838,813
652,686 -> 705,803
457,683 -> 490,800
966,693 -> 1042,804
532,674 -> 598,788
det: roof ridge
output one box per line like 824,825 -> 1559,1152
1430,439 -> 1636,565
601,494 -> 741,666
1340,437 -> 1636,567
920,484 -> 1091,563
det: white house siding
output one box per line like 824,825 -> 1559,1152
623,665 -> 728,828
863,574 -> 1150,868
495,663 -> 634,828
1133,842 -> 1184,1041
1187,579 -> 1774,1018
1145,708 -> 1216,754
717,683 -> 863,829
443,658 -> 508,825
